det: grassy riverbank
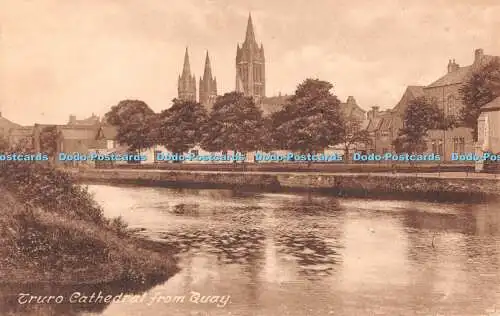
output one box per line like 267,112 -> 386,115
0,162 -> 177,285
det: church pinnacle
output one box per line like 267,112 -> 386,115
178,47 -> 196,102
199,51 -> 217,110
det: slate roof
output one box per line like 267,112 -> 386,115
481,96 -> 500,112
0,116 -> 20,130
427,55 -> 499,88
392,86 -> 425,114
340,96 -> 366,120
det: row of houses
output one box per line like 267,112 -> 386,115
364,48 -> 499,161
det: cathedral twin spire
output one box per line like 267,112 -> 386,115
178,47 -> 217,109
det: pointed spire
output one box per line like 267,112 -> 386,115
244,13 -> 256,45
203,51 -> 213,80
182,47 -> 191,77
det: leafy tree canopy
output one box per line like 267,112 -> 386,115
339,117 -> 371,161
155,99 -> 208,153
201,92 -> 264,153
104,100 -> 156,151
393,96 -> 453,153
271,79 -> 344,153
459,58 -> 500,141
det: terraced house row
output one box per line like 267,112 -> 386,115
365,48 -> 499,161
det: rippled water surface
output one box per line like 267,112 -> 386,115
14,184 -> 500,316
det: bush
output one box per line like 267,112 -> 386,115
0,161 -> 105,224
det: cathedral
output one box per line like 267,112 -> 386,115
177,13 -> 365,119
177,13 -> 280,113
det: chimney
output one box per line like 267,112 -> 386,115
368,106 -> 380,120
68,115 -> 76,125
474,48 -> 484,64
447,59 -> 460,73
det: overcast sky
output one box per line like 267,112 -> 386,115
1,0 -> 499,125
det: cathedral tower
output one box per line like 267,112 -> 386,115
178,47 -> 197,101
236,13 -> 265,102
199,51 -> 218,110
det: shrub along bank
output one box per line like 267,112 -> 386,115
0,162 -> 177,284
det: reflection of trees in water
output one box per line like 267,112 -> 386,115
172,203 -> 200,216
275,230 -> 340,277
266,196 -> 344,277
165,188 -> 261,200
0,276 -> 170,316
162,227 -> 266,265
272,195 -> 343,218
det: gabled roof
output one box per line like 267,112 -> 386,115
0,116 -> 20,131
426,66 -> 472,88
481,96 -> 500,112
340,96 -> 366,120
8,126 -> 33,136
426,55 -> 500,88
393,85 -> 425,114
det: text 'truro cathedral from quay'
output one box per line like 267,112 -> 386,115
177,13 -> 268,110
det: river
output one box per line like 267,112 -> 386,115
8,184 -> 500,316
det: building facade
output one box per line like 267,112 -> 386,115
366,49 -> 499,162
235,14 -> 266,103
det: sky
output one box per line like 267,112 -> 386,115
1,0 -> 500,126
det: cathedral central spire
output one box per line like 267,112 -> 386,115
244,13 -> 257,46
236,13 -> 266,100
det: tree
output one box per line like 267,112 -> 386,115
39,126 -> 59,159
271,79 -> 344,154
201,92 -> 265,154
0,137 -> 10,152
155,99 -> 208,153
459,59 -> 500,141
338,117 -> 371,162
393,96 -> 454,153
104,100 -> 156,152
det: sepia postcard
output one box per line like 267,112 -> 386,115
1,1 -> 500,315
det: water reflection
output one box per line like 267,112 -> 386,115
13,185 -> 499,316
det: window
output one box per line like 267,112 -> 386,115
106,140 -> 115,149
447,95 -> 456,116
190,149 -> 199,156
438,140 -> 444,156
154,150 -> 161,162
459,137 -> 465,153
